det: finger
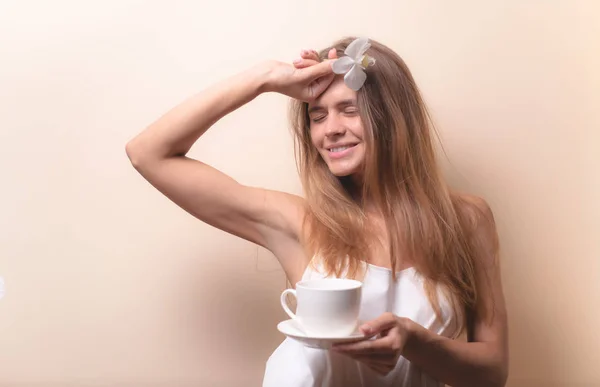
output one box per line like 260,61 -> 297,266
334,335 -> 396,355
301,49 -> 320,62
360,312 -> 398,336
293,58 -> 320,69
297,60 -> 334,82
328,48 -> 338,60
307,73 -> 335,99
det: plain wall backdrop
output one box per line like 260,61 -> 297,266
1,1 -> 598,386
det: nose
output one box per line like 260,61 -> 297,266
324,114 -> 346,137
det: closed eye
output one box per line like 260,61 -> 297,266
311,115 -> 327,123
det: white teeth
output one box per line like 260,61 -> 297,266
330,146 -> 350,152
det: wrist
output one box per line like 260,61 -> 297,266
246,60 -> 277,95
401,317 -> 421,355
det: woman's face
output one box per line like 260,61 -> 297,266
308,77 -> 366,177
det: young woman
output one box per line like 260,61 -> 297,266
126,37 -> 509,387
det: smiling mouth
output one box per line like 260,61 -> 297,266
328,144 -> 357,152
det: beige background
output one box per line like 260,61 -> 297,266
1,1 -> 598,386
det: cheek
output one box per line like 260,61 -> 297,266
351,121 -> 365,139
343,115 -> 365,139
309,127 -> 321,147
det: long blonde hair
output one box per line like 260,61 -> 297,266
289,37 -> 497,333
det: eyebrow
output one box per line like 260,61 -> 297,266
307,99 -> 357,114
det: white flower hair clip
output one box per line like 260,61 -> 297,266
332,37 -> 376,91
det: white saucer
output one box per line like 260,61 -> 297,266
277,319 -> 368,349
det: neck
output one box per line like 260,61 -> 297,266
340,174 -> 379,213
350,169 -> 364,187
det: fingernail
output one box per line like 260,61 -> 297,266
361,325 -> 372,334
293,58 -> 302,64
301,49 -> 308,56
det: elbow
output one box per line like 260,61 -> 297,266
125,137 -> 157,171
495,364 -> 509,387
125,140 -> 143,170
480,342 -> 509,387
125,135 -> 184,170
460,362 -> 508,387
495,347 -> 509,387
483,363 -> 508,387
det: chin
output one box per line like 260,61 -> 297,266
322,149 -> 364,179
328,165 -> 361,178
330,170 -> 352,177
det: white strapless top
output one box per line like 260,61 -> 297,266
262,261 -> 461,387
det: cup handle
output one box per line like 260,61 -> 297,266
280,289 -> 297,319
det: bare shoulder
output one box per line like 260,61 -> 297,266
453,193 -> 500,265
454,193 -> 494,221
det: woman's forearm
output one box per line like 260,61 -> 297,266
403,321 -> 508,387
126,64 -> 270,163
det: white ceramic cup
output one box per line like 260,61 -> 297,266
280,278 -> 362,337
